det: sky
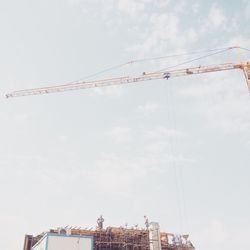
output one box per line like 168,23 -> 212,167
0,0 -> 250,249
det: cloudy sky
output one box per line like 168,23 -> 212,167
0,0 -> 250,249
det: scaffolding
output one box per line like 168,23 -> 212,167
24,225 -> 194,250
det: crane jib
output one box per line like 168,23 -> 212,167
5,62 -> 250,98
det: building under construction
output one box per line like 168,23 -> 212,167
23,217 -> 194,250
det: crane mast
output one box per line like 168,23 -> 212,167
5,61 -> 250,98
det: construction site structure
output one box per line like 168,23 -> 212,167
23,218 -> 194,250
5,61 -> 250,98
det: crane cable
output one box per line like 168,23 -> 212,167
239,47 -> 250,53
77,46 -> 241,82
156,47 -> 236,73
22,46 -> 245,90
125,46 -> 238,64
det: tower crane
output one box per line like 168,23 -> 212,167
5,58 -> 250,98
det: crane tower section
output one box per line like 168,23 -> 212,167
242,63 -> 250,91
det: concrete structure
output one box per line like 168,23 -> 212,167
31,233 -> 93,250
149,222 -> 162,250
23,219 -> 194,250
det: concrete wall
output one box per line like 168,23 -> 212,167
47,235 -> 92,250
32,234 -> 93,250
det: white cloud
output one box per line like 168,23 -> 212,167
70,0 -> 150,20
147,126 -> 184,139
157,0 -> 171,8
0,215 -> 27,250
195,220 -> 228,250
225,35 -> 250,49
89,152 -> 135,194
173,0 -> 187,14
91,86 -> 124,98
68,0 -> 115,20
143,126 -> 192,163
116,0 -> 145,17
185,28 -> 198,43
127,9 -> 199,57
86,123 -> 192,196
10,112 -> 31,127
148,13 -> 179,50
0,110 -> 32,129
67,0 -> 82,5
116,0 -> 172,17
245,1 -> 250,20
205,3 -> 227,30
107,126 -> 131,143
86,152 -> 151,195
67,0 -> 200,58
177,72 -> 250,133
87,146 -> 193,195
0,153 -> 48,169
136,102 -> 160,116
194,220 -> 250,250
58,135 -> 68,143
192,2 -> 200,13
145,142 -> 193,165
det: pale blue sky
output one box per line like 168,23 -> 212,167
0,0 -> 250,249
